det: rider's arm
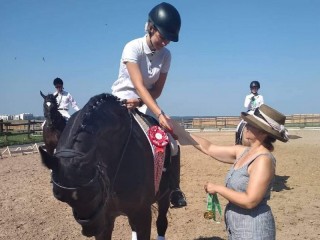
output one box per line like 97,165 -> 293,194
126,62 -> 162,117
148,72 -> 167,100
244,94 -> 253,108
68,93 -> 80,111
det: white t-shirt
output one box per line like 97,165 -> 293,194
244,93 -> 264,111
111,35 -> 171,99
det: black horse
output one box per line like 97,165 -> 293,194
40,91 -> 67,155
39,93 -> 172,240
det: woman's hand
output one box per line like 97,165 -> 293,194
204,182 -> 217,195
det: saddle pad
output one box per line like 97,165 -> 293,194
132,111 -> 168,194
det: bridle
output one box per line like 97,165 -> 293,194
51,149 -> 109,225
51,107 -> 133,226
44,99 -> 63,128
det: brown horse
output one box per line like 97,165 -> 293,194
39,93 -> 173,239
40,91 -> 67,155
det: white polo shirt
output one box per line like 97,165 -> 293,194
111,35 -> 171,99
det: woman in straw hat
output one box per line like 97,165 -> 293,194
190,104 -> 289,240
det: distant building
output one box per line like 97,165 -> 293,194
0,113 -> 43,120
19,113 -> 34,120
0,115 -> 13,120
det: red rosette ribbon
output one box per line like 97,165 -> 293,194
147,125 -> 169,194
147,126 -> 169,149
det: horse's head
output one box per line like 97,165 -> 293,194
39,93 -> 130,237
39,146 -> 109,237
40,91 -> 59,127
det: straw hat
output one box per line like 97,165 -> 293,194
241,104 -> 289,142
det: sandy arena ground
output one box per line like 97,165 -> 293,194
0,129 -> 319,240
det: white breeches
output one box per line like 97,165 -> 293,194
58,110 -> 71,119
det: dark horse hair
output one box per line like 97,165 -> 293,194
39,93 -> 172,240
40,91 -> 67,155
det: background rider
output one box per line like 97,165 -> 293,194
53,77 -> 80,120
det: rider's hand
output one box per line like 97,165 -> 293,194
158,113 -> 175,135
122,98 -> 142,110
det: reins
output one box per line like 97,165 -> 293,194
52,149 -> 110,225
109,109 -> 133,195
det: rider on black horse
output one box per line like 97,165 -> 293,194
111,2 -> 187,208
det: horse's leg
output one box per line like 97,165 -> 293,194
156,190 -> 170,239
94,216 -> 116,240
128,207 -> 152,240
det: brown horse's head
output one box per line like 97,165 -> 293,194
40,91 -> 66,155
40,91 -> 59,127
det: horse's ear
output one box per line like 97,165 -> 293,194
40,91 -> 46,99
39,146 -> 58,170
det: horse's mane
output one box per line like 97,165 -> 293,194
68,93 -> 123,145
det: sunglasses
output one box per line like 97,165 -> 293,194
55,85 -> 63,89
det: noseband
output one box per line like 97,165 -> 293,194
52,149 -> 109,225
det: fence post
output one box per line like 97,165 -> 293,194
0,119 -> 3,133
27,120 -> 31,139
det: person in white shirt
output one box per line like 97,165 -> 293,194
244,81 -> 264,111
53,78 -> 80,120
236,81 -> 264,145
111,2 -> 186,208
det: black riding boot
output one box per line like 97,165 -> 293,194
169,146 -> 187,208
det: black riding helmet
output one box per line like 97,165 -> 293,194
250,81 -> 260,89
53,78 -> 63,86
148,2 -> 181,42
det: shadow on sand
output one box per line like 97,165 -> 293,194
272,175 -> 292,192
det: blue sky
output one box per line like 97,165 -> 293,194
1,0 -> 319,116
